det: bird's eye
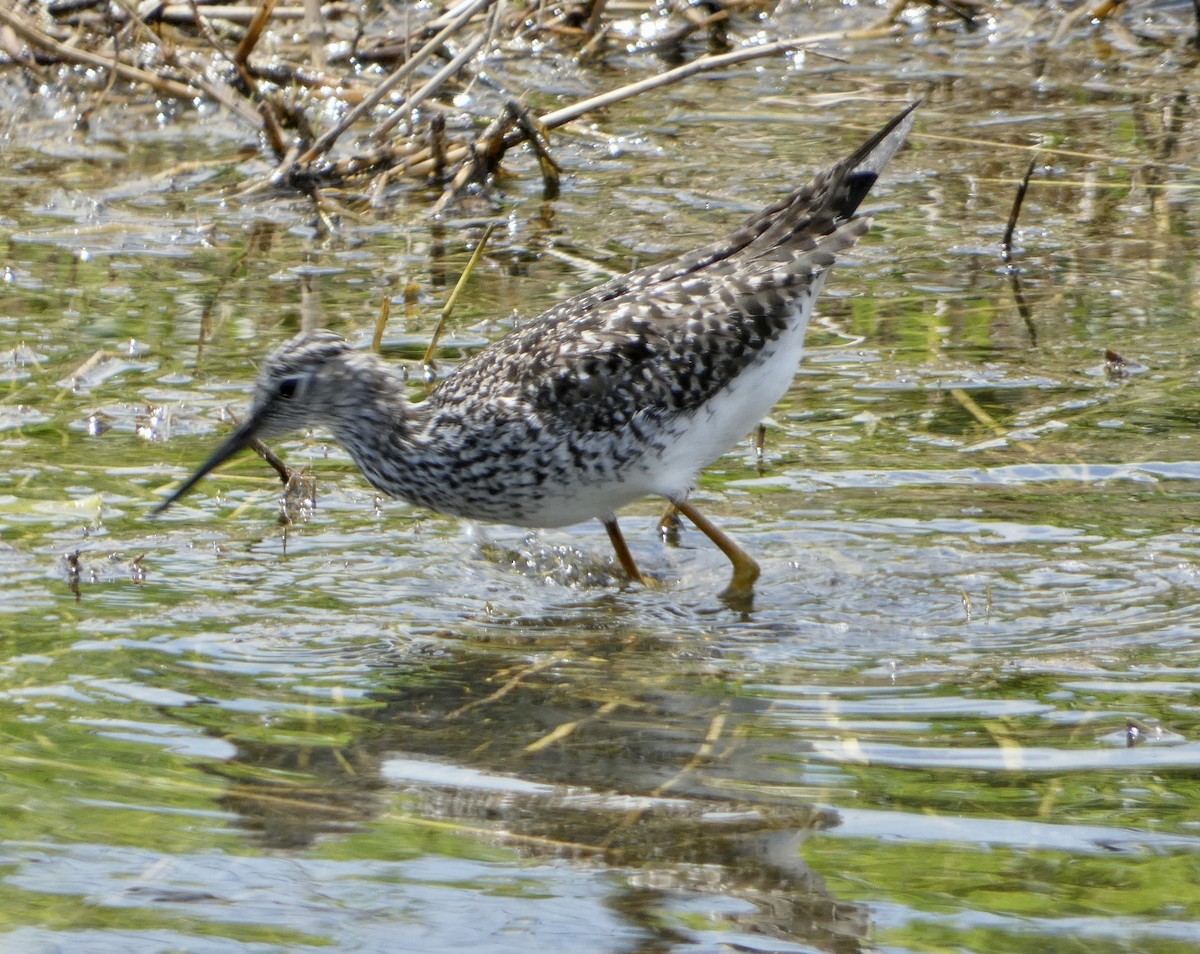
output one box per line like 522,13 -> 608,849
277,377 -> 299,400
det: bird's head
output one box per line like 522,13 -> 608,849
153,331 -> 359,513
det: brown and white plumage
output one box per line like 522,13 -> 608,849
156,105 -> 917,594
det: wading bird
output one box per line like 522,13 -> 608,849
155,104 -> 917,596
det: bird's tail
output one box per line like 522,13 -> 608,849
747,101 -> 919,255
827,100 -> 920,218
530,104 -> 918,324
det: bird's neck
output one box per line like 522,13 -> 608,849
319,356 -> 456,508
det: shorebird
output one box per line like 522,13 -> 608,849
155,104 -> 916,594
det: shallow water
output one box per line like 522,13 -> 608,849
3,3 -> 1200,952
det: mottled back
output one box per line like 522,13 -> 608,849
431,106 -> 916,433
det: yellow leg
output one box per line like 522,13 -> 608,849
658,503 -> 681,535
602,516 -> 647,585
672,498 -> 761,593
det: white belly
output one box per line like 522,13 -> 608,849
522,280 -> 823,526
645,281 -> 823,498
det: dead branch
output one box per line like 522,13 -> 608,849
0,4 -> 197,99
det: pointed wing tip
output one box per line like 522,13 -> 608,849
853,101 -> 920,178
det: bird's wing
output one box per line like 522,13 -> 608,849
430,104 -> 916,431
433,217 -> 868,431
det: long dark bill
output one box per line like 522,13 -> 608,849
152,415 -> 262,515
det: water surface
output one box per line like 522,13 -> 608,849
2,3 -> 1200,952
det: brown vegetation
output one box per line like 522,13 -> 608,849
0,0 -> 1195,219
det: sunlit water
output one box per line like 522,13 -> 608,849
3,3 -> 1200,952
